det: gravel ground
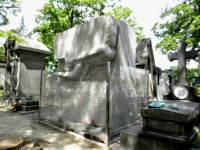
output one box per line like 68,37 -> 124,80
0,107 -> 121,150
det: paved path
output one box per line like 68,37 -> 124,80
0,108 -> 121,150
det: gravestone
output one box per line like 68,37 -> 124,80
39,16 -> 148,145
120,41 -> 200,150
4,38 -> 51,112
168,42 -> 198,101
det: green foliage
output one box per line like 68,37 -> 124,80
195,86 -> 200,95
0,0 -> 21,26
0,30 -> 25,61
34,0 -> 144,68
0,46 -> 6,61
164,67 -> 200,94
0,30 -> 24,42
164,67 -> 200,82
0,0 -> 22,45
192,131 -> 200,148
152,0 -> 200,54
0,90 -> 3,97
106,5 -> 145,40
34,0 -> 106,67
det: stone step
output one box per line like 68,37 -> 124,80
20,98 -> 39,106
18,105 -> 39,114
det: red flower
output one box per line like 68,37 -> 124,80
90,119 -> 95,125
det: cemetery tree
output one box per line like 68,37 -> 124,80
0,0 -> 22,39
106,5 -> 145,40
34,0 -> 144,67
0,0 -> 23,61
152,0 -> 200,54
34,0 -> 105,66
0,0 -> 21,26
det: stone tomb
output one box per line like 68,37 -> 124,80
141,100 -> 199,142
4,39 -> 51,112
120,101 -> 200,150
39,16 -> 148,145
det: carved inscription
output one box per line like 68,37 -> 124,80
83,64 -> 107,81
141,110 -> 187,122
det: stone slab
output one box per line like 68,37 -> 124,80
141,100 -> 200,138
20,98 -> 39,106
14,39 -> 51,55
22,105 -> 39,111
120,124 -> 192,150
54,16 -> 107,61
141,100 -> 200,123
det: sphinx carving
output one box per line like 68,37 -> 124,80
56,16 -> 117,78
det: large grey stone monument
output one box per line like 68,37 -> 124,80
39,16 -> 148,145
4,38 -> 51,112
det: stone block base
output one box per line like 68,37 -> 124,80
18,105 -> 39,113
120,124 -> 195,150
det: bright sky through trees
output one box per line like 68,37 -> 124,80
0,0 -> 198,69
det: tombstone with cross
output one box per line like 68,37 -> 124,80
167,41 -> 197,101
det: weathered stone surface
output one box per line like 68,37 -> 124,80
19,51 -> 46,97
141,100 -> 199,139
141,100 -> 200,123
135,38 -> 160,101
40,16 -> 149,143
4,37 -> 50,112
167,42 -> 199,101
14,39 -> 51,55
54,16 -> 107,63
120,124 -> 191,150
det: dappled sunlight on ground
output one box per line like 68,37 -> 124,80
24,129 -> 34,136
0,108 -> 9,112
64,144 -> 82,150
0,107 -> 112,149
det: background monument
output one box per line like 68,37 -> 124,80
3,38 -> 51,112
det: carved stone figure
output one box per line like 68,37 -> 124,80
50,16 -> 138,140
58,16 -> 117,78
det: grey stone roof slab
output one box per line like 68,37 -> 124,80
14,39 -> 51,55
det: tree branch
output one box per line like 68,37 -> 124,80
0,5 -> 16,9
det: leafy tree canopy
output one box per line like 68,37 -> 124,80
0,0 -> 23,44
34,0 -> 106,65
34,0 -> 144,67
164,67 -> 200,82
152,0 -> 200,54
0,0 -> 21,26
106,5 -> 145,40
164,67 -> 200,94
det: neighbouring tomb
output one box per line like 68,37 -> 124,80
39,16 -> 149,145
136,38 -> 162,101
121,100 -> 200,150
120,41 -> 200,150
4,38 -> 51,112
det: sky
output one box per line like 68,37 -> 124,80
1,0 -> 198,70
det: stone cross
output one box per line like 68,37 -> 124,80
168,42 -> 197,86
